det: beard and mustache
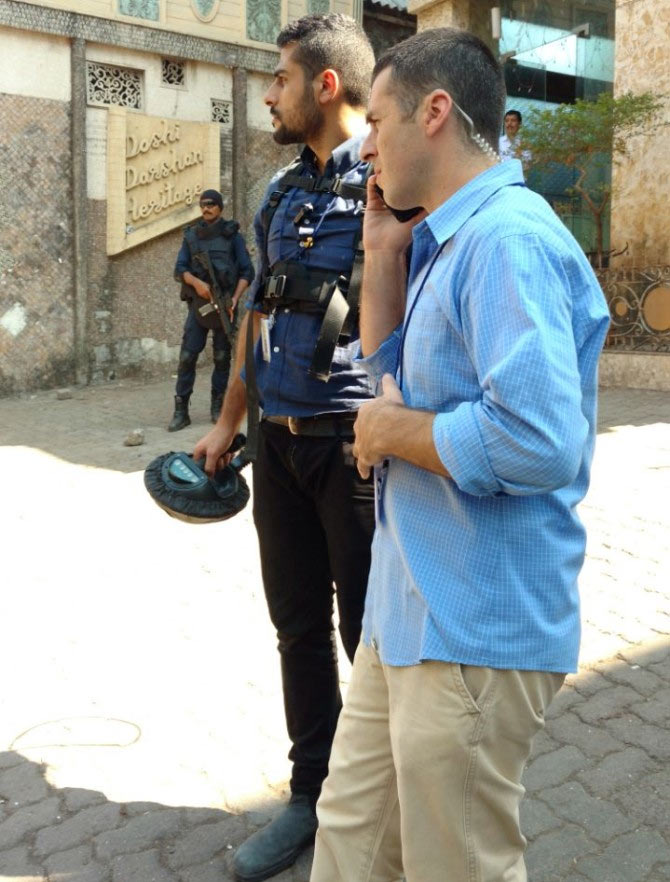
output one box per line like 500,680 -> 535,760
270,83 -> 325,145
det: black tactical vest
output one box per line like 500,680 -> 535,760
184,218 -> 239,292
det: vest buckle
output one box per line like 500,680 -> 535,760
265,274 -> 287,299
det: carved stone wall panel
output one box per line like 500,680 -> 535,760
87,61 -> 144,109
118,0 -> 160,21
191,0 -> 220,21
0,93 -> 75,395
211,98 -> 232,124
247,0 -> 281,44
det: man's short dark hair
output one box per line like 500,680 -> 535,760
277,13 -> 374,108
505,109 -> 522,124
372,28 -> 506,154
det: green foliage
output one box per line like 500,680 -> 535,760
520,91 -> 662,170
518,91 -> 664,259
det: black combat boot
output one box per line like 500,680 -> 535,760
210,392 -> 223,423
232,793 -> 318,882
168,395 -> 191,432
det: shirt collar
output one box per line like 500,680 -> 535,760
420,160 -> 525,245
300,133 -> 367,176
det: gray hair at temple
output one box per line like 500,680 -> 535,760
277,13 -> 375,108
372,28 -> 506,155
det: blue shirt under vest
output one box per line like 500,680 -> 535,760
246,135 -> 374,417
359,160 -> 610,674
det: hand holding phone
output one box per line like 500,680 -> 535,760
373,184 -> 423,223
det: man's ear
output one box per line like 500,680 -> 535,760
423,90 -> 453,137
316,68 -> 341,105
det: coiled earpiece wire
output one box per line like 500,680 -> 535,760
453,102 -> 501,164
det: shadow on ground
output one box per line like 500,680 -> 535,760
0,750 -> 250,881
2,638 -> 669,882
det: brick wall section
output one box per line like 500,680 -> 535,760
245,128 -> 296,250
0,93 -> 75,395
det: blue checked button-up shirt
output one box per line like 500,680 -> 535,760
245,135 -> 374,417
359,160 -> 610,673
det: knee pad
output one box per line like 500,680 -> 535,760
178,349 -> 198,373
213,349 -> 230,371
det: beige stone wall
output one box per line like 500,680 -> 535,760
407,0 -> 494,45
409,0 -> 469,31
600,352 -> 670,391
20,0 -> 356,48
610,0 -> 670,266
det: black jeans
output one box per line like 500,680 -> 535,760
252,419 -> 375,798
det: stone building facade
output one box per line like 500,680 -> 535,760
0,0 -> 355,395
609,0 -> 670,267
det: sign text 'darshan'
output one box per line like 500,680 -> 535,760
125,119 -> 205,223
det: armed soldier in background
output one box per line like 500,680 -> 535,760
169,189 -> 254,432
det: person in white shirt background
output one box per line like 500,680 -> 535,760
499,108 -> 531,167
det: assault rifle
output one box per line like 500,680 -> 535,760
193,251 -> 235,342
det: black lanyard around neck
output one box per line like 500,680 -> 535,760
397,240 -> 449,390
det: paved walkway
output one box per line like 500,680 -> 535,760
0,377 -> 669,882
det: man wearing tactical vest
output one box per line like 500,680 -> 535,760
193,14 -> 376,882
169,189 -> 254,431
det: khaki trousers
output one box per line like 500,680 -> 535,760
311,643 -> 564,882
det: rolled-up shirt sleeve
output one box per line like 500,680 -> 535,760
174,237 -> 191,281
433,233 -> 590,497
355,325 -> 402,391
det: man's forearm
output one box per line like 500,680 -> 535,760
233,278 -> 250,303
355,386 -> 451,479
182,271 -> 200,288
359,251 -> 407,356
379,406 -> 450,478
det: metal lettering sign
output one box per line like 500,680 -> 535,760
106,107 -> 220,255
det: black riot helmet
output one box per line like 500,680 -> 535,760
144,435 -> 250,524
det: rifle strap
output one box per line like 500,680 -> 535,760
244,309 -> 260,463
309,281 -> 350,381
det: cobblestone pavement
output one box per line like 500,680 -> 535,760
0,377 -> 668,882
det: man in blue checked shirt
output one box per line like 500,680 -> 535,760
311,28 -> 610,882
194,14 -> 376,882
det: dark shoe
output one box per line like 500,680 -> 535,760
233,794 -> 317,882
168,395 -> 191,432
210,392 -> 223,423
